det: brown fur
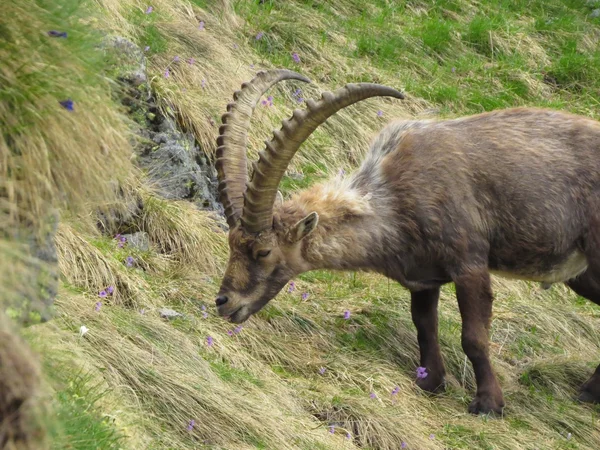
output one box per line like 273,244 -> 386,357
0,323 -> 44,448
216,107 -> 600,414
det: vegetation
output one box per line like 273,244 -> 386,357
2,0 -> 600,448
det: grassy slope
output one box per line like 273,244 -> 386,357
10,0 -> 600,448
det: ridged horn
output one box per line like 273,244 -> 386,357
241,83 -> 405,233
216,69 -> 311,228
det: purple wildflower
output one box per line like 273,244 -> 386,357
201,305 -> 206,311
416,366 -> 428,379
293,88 -> 302,97
126,256 -> 135,267
202,311 -> 208,319
48,30 -> 67,38
59,99 -> 74,111
145,6 -> 153,14
301,292 -> 309,301
452,67 -> 456,73
318,367 -> 326,375
369,391 -> 377,399
233,43 -> 238,49
206,336 -> 214,346
392,386 -> 400,395
328,425 -> 335,434
346,432 -> 351,439
144,45 -> 150,52
164,68 -> 170,78
339,168 -> 346,177
94,301 -> 102,312
227,330 -> 233,336
201,79 -> 206,88
377,110 -> 384,117
107,286 -> 114,295
99,290 -> 107,298
116,235 -> 127,248
188,57 -> 195,65
173,56 -> 180,62
401,443 -> 407,449
234,325 -> 243,334
140,308 -> 146,315
292,52 -> 301,63
250,64 -> 255,68
429,434 -> 435,440
288,281 -> 296,293
262,95 -> 274,107
198,21 -> 205,30
187,419 -> 195,431
255,31 -> 264,40
343,310 -> 351,320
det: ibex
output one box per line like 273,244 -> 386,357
214,69 -> 600,414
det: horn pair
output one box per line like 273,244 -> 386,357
216,69 -> 404,233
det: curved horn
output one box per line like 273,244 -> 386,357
216,69 -> 311,228
241,83 -> 405,233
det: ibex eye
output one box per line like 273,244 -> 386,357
256,249 -> 271,258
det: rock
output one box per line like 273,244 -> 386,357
10,211 -> 59,325
159,308 -> 184,320
287,171 -> 305,181
122,232 -> 150,251
137,116 -> 221,211
104,36 -> 148,87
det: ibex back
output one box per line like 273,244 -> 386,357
214,70 -> 600,414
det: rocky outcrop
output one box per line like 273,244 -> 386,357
107,35 -> 221,213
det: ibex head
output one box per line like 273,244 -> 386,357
214,69 -> 403,323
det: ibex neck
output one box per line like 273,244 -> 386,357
280,181 -> 388,272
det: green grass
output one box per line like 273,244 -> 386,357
48,371 -> 124,450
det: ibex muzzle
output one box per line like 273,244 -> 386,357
215,69 -> 600,414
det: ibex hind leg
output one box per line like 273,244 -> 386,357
565,234 -> 600,404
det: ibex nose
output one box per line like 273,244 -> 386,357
215,295 -> 229,307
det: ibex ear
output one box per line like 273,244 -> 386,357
275,190 -> 284,208
289,212 -> 319,242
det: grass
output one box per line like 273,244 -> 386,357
48,370 -> 124,449
2,0 -> 600,448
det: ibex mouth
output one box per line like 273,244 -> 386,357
219,305 -> 249,324
227,306 -> 251,324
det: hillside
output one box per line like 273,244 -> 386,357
2,0 -> 600,449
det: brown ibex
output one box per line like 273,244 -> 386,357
214,69 -> 600,414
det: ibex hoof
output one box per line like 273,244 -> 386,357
416,374 -> 446,393
468,393 -> 505,415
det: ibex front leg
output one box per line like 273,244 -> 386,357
455,268 -> 505,414
411,288 -> 446,392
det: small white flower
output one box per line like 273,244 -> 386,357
79,325 -> 89,337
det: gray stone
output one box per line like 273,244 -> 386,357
287,171 -> 305,181
104,36 -> 148,87
122,232 -> 150,251
137,116 -> 221,211
159,308 -> 184,319
8,211 -> 59,325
